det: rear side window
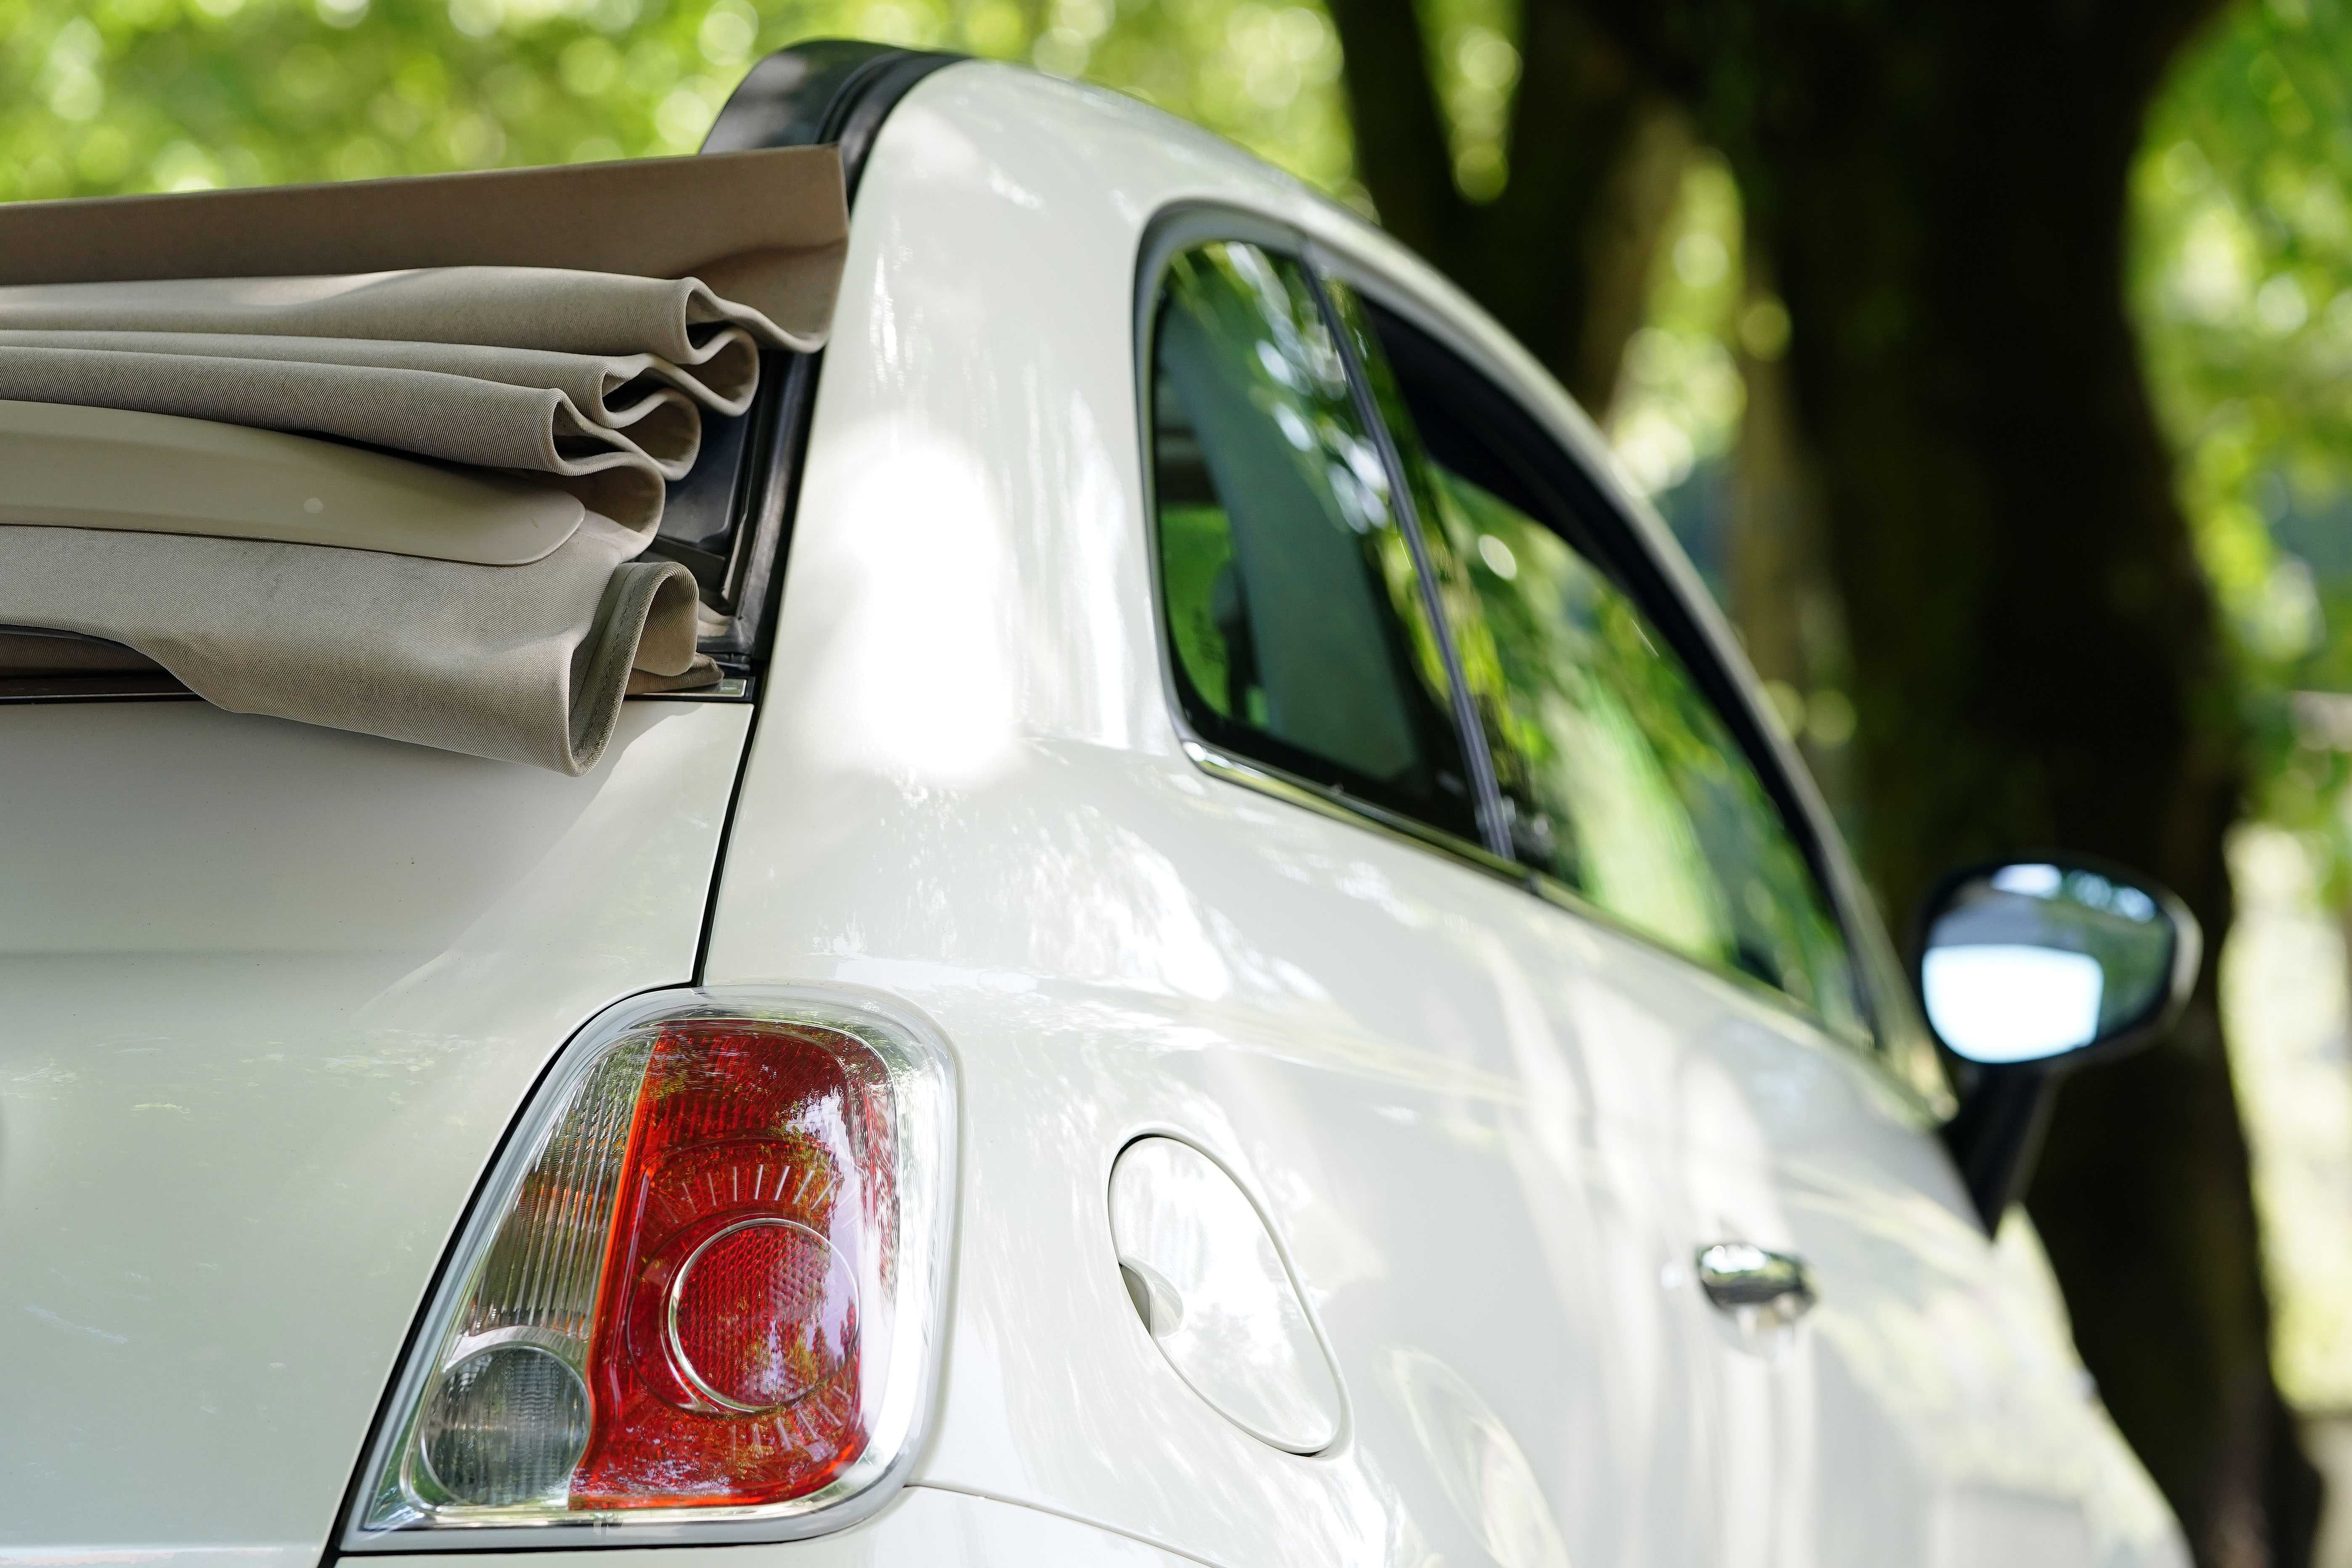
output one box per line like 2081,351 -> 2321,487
1348,293 -> 1864,1033
1148,241 -> 1481,845
1445,465 -> 1859,1029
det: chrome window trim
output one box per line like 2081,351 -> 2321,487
1182,738 -> 1527,888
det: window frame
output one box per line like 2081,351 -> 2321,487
1132,207 -> 1526,887
1135,203 -> 1929,1068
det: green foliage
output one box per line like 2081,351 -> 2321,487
2135,0 -> 2352,890
1158,503 -> 1239,714
2129,0 -> 2352,1415
1413,0 -> 1516,199
0,0 -> 1353,200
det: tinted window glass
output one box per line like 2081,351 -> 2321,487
1333,287 -> 1862,1033
1150,242 -> 1480,843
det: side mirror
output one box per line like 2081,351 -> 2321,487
1917,858 -> 2200,1229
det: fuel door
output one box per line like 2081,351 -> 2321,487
1108,1136 -> 1344,1454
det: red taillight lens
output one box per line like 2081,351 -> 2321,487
351,991 -> 953,1539
575,1021 -> 886,1506
667,1218 -> 856,1412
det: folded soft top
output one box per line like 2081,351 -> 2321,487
0,146 -> 845,342
0,147 -> 847,775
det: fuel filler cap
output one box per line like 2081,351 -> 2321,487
1108,1136 -> 1344,1453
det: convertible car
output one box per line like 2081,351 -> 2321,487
0,41 -> 2192,1568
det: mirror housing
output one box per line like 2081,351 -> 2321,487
1916,857 -> 2201,1229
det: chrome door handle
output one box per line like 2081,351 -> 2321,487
1695,1242 -> 1817,1327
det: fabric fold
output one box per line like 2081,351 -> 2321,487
0,345 -> 678,535
0,399 -> 587,566
0,514 -> 696,775
0,268 -> 801,536
0,145 -> 849,347
0,236 -> 838,771
0,326 -> 758,416
0,267 -> 794,363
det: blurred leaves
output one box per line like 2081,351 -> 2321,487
2132,0 -> 2352,1415
1417,0 -> 1515,200
1605,151 -> 1743,498
2135,0 -> 2352,889
0,0 -> 1355,200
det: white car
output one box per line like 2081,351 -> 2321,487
0,42 -> 2196,1568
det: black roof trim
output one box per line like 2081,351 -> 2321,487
687,42 -> 967,673
703,40 -> 965,179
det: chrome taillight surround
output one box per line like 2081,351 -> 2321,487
343,986 -> 957,1548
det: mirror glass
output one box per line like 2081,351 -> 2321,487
1921,862 -> 2178,1065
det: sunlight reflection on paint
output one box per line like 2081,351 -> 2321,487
791,424 -> 1023,792
1383,1348 -> 1574,1568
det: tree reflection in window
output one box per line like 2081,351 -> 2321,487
1320,274 -> 1863,1035
1438,462 -> 1862,1034
1151,241 -> 1480,844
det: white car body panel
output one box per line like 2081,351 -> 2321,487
0,699 -> 745,1557
0,52 -> 2186,1568
705,60 -> 2186,1568
428,1486 -> 1203,1566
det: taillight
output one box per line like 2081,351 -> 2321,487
347,988 -> 955,1540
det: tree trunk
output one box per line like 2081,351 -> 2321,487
1322,0 -> 1687,416
1578,2 -> 2321,1560
1726,292 -> 1818,700
1728,253 -> 1856,816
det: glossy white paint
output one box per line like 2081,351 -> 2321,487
701,58 -> 2189,1568
423,1484 -> 1204,1565
0,697 -> 745,1557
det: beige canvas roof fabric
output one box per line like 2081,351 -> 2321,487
0,329 -> 762,482
3,401 -> 587,567
0,329 -> 757,405
0,145 -> 849,775
0,341 -> 676,531
0,515 -> 699,774
0,268 -> 810,530
0,267 -> 791,367
0,146 -> 848,347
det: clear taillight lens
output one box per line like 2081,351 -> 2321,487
348,988 -> 954,1541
